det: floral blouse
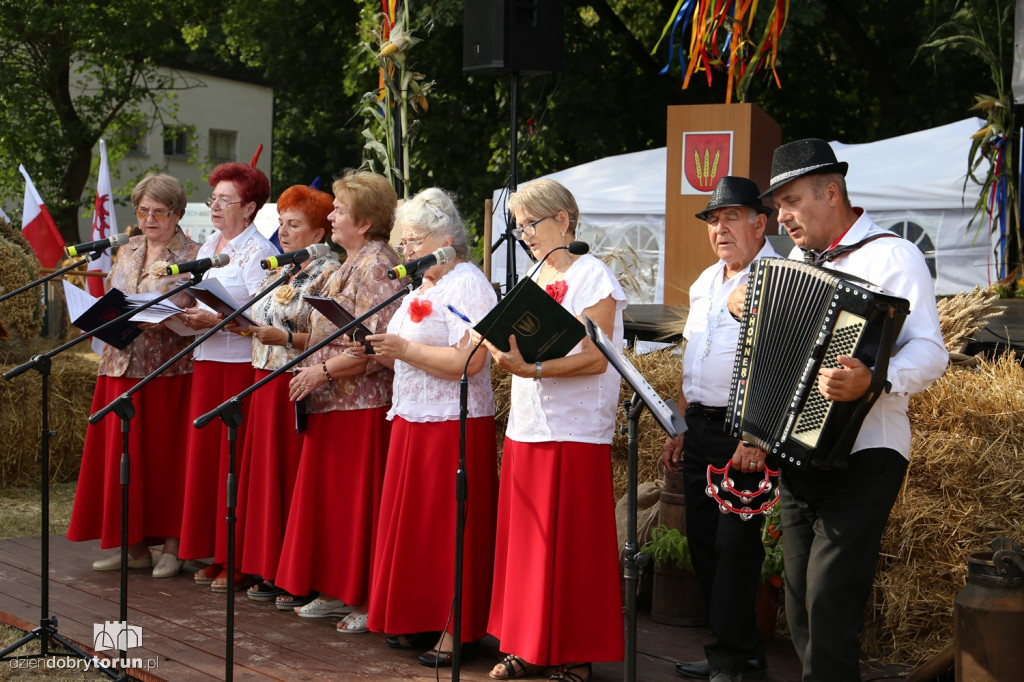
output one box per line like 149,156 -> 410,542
304,240 -> 404,414
97,229 -> 200,378
250,254 -> 340,371
387,262 -> 497,422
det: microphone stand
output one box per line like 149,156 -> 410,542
0,252 -> 101,304
90,265 -> 295,682
191,272 -> 421,682
1,271 -> 204,681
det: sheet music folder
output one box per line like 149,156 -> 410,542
67,286 -> 142,350
303,296 -> 375,354
584,315 -> 685,438
474,277 -> 585,363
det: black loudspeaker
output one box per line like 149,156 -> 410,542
463,0 -> 564,74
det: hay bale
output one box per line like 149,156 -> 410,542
0,232 -> 43,341
0,351 -> 97,487
862,352 -> 1024,665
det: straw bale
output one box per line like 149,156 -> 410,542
0,234 -> 43,340
862,353 -> 1024,665
0,351 -> 97,487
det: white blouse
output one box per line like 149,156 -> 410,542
386,262 -> 498,422
193,224 -> 280,363
506,254 -> 627,444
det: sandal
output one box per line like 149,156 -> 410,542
193,563 -> 223,585
490,654 -> 546,679
549,663 -> 591,682
336,611 -> 369,634
386,631 -> 442,650
247,580 -> 286,602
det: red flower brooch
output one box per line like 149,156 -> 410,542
545,280 -> 568,304
408,298 -> 432,323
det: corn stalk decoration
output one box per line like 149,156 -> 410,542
919,0 -> 1019,282
359,0 -> 434,197
652,0 -> 790,103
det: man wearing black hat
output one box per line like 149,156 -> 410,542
662,176 -> 778,682
761,139 -> 948,681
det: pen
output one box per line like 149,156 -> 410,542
446,304 -> 475,325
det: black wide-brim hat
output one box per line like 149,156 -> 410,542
760,138 -> 848,197
695,176 -> 773,222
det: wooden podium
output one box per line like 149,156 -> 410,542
663,104 -> 780,305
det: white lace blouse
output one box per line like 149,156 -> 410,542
386,262 -> 498,422
193,224 -> 279,363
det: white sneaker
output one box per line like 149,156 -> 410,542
294,596 -> 354,618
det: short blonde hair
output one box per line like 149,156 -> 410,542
508,179 -> 580,236
332,171 -> 397,241
131,174 -> 186,215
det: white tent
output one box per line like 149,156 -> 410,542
491,117 -> 997,298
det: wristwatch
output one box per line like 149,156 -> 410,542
285,331 -> 293,349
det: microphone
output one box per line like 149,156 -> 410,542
536,241 -> 590,268
166,253 -> 230,276
65,233 -> 130,257
388,245 -> 457,280
261,243 -> 331,270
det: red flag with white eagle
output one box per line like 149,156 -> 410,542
87,140 -> 118,296
18,165 -> 65,268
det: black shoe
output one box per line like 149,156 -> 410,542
386,631 -> 441,649
674,658 -> 767,679
417,641 -> 477,668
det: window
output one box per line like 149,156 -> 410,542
163,126 -> 189,157
127,125 -> 148,156
209,130 -> 237,163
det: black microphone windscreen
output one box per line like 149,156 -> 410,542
568,241 -> 590,255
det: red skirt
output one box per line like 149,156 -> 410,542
178,361 -> 255,562
367,416 -> 497,641
487,438 -> 624,665
236,369 -> 304,580
275,407 -> 390,605
67,374 -> 191,548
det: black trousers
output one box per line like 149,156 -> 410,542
780,448 -> 908,682
682,408 -> 766,671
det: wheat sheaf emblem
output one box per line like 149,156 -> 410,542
693,148 -> 721,191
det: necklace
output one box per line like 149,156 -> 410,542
701,264 -> 728,359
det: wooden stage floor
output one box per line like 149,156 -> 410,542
0,536 -> 911,681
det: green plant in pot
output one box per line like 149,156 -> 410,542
642,524 -> 704,625
642,524 -> 694,571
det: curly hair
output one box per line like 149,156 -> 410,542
209,162 -> 271,218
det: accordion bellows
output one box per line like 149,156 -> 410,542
727,258 -> 909,470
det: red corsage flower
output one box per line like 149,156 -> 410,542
408,298 -> 433,323
545,280 -> 568,304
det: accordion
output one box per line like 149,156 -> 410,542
726,258 -> 910,470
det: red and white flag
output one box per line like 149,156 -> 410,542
87,140 -> 118,297
18,165 -> 65,268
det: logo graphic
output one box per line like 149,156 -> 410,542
512,311 -> 540,337
682,132 -> 733,194
93,621 -> 143,652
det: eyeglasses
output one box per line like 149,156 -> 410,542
511,216 -> 552,240
396,230 -> 436,256
205,197 -> 243,209
134,208 -> 175,220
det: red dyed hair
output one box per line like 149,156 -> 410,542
276,185 -> 334,244
209,162 -> 271,216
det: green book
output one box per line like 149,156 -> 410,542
474,277 -> 585,363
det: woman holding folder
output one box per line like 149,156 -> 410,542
67,173 -> 199,578
481,179 -> 627,682
226,184 -> 339,606
361,187 -> 498,666
273,171 -> 403,625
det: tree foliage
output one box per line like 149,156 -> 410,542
0,0 -> 205,241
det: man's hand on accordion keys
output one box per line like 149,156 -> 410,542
817,354 -> 872,402
731,441 -> 766,472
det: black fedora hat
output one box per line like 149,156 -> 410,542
760,138 -> 848,197
695,176 -> 773,222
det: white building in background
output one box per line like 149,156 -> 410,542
75,66 -> 275,243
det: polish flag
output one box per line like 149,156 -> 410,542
18,165 -> 65,268
87,140 -> 118,297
